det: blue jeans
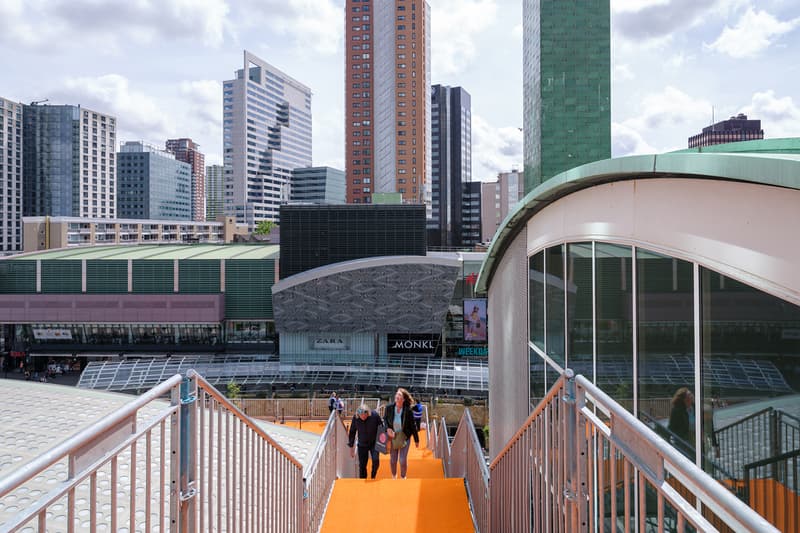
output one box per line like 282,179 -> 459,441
357,444 -> 380,479
389,442 -> 411,478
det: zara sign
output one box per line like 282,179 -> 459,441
310,337 -> 350,351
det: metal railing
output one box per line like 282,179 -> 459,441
0,374 -> 183,532
716,406 -> 800,480
78,355 -> 489,393
302,411 -> 358,532
238,397 -> 380,421
0,371 -> 339,532
447,410 -> 490,532
188,370 -> 306,532
434,416 -> 451,474
488,370 -> 779,532
744,448 -> 800,532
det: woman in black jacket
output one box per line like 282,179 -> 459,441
384,387 -> 419,479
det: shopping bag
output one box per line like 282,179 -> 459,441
374,420 -> 390,454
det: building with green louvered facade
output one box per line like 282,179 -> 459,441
0,244 -> 279,358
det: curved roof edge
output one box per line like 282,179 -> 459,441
475,151 -> 800,295
274,255 -> 461,293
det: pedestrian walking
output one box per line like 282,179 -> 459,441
384,388 -> 419,479
348,404 -> 383,479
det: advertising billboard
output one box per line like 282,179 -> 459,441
463,298 -> 487,342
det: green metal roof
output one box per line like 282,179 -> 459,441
675,137 -> 800,155
9,244 -> 280,261
475,151 -> 800,295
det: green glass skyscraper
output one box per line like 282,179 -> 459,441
523,0 -> 611,193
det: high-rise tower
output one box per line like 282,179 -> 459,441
23,103 -> 117,218
0,97 -> 23,254
223,51 -> 312,228
166,138 -> 205,221
429,85 -> 472,248
345,0 -> 431,206
523,0 -> 611,193
205,164 -> 224,221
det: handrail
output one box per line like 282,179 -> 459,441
449,409 -> 489,532
302,410 -> 356,532
744,446 -> 800,471
715,406 -> 775,433
489,372 -> 566,469
486,370 -> 778,533
0,373 -> 183,497
0,373 -> 184,532
575,374 -> 778,533
188,369 -> 303,469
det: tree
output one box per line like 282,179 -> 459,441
254,220 -> 275,236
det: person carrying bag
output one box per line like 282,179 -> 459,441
348,404 -> 383,479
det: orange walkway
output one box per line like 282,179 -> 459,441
315,426 -> 475,532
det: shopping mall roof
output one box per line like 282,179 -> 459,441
476,150 -> 800,294
8,243 -> 280,261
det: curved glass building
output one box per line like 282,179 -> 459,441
478,142 -> 800,515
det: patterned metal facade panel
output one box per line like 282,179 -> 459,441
41,260 -> 82,293
86,260 -> 128,294
132,260 -> 174,294
0,261 -> 36,293
224,260 -> 275,319
273,263 -> 459,333
179,260 -> 221,294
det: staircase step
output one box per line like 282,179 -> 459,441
321,478 -> 474,533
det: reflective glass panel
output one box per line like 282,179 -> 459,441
529,251 -> 545,350
545,245 -> 565,365
567,243 -> 593,379
700,268 -> 800,493
637,249 -> 695,458
595,243 -> 633,409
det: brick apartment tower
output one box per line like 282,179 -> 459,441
166,138 -> 205,221
345,0 -> 431,206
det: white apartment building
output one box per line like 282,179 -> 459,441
0,98 -> 23,254
223,51 -> 312,228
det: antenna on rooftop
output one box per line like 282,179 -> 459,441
30,99 -> 49,106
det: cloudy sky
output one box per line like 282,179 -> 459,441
1,0 -> 798,181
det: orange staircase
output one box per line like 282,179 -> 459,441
288,422 -> 475,532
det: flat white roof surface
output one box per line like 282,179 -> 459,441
0,380 -> 319,530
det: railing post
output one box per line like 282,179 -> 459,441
563,369 -> 580,532
179,375 -> 198,532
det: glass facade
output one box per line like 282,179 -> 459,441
522,0 -> 611,192
117,142 -> 192,220
528,240 -> 800,509
21,323 -> 222,349
429,85 -> 473,248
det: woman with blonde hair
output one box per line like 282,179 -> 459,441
384,387 -> 419,479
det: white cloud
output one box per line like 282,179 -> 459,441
0,0 -> 229,51
629,86 -> 712,131
54,75 -> 171,142
180,80 -> 222,128
611,122 -> 658,156
614,64 -> 635,82
615,86 -> 712,155
432,0 -> 498,76
471,115 -> 523,181
741,90 -> 800,138
237,0 -> 343,56
706,8 -> 800,58
511,23 -> 523,42
612,0 -> 670,13
613,0 -> 748,42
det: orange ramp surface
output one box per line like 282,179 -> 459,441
319,428 -> 475,532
